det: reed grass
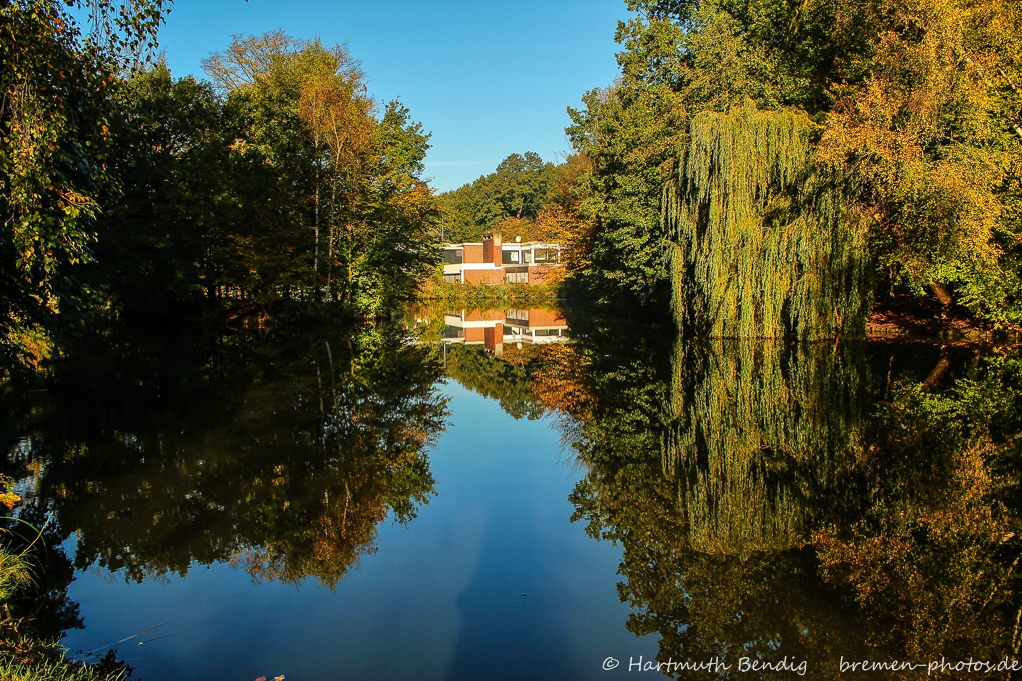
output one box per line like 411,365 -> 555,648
0,656 -> 120,681
0,543 -> 32,601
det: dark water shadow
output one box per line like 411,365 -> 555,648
444,507 -> 574,681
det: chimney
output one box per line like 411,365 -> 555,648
485,322 -> 504,356
483,231 -> 503,268
490,231 -> 502,267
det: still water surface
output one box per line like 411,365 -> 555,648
59,379 -> 652,680
4,305 -> 1022,680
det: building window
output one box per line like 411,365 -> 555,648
505,267 -> 529,284
443,273 -> 462,284
506,309 -> 529,323
524,251 -> 532,263
534,249 -> 560,264
444,249 -> 463,264
502,250 -> 520,265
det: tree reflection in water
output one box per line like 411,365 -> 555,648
536,315 -> 1022,679
2,320 -> 450,605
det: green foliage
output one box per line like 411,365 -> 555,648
379,100 -> 430,178
230,36 -> 440,313
86,64 -> 249,314
0,543 -> 32,602
438,152 -> 555,242
566,84 -> 682,310
0,654 -> 126,681
3,14 -> 440,360
82,37 -> 439,319
420,279 -> 559,304
664,100 -> 871,338
573,0 -> 1022,327
0,0 -> 169,368
347,99 -> 441,312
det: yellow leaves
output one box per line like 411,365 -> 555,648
809,0 -> 1022,310
0,490 -> 21,510
299,70 -> 376,170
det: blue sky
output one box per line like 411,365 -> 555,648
151,0 -> 635,193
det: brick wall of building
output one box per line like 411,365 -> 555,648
482,234 -> 503,267
464,268 -> 503,285
527,308 -> 565,327
466,310 -> 505,322
463,267 -> 502,284
483,324 -> 504,355
526,265 -> 564,285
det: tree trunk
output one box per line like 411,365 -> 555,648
929,281 -> 954,310
326,172 -> 336,302
314,171 -> 320,273
920,355 -> 951,393
314,134 -> 321,278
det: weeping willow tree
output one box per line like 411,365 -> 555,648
664,100 -> 871,339
661,338 -> 867,555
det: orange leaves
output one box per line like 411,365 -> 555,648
299,70 -> 375,172
532,344 -> 597,420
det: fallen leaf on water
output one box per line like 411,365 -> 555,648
255,677 -> 266,681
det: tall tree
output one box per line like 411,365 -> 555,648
438,152 -> 555,242
0,0 -> 168,368
664,100 -> 871,338
203,32 -> 440,314
86,64 -> 242,316
571,0 -> 1022,327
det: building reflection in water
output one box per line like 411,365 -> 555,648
437,308 -> 570,356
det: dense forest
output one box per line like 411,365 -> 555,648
1,1 -> 441,372
576,0 -> 1022,330
437,152 -> 592,248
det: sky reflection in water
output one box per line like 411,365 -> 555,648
59,372 -> 655,681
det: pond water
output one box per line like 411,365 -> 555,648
3,305 -> 1022,680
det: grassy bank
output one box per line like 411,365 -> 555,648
1,511 -> 129,681
0,636 -> 129,681
419,279 -> 561,304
